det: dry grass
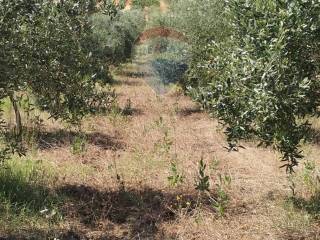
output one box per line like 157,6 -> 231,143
1,60 -> 320,239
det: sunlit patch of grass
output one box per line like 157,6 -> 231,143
107,103 -> 130,128
1,97 -> 13,125
59,161 -> 97,182
278,198 -> 312,231
0,157 -> 62,233
288,161 -> 320,219
275,158 -> 320,237
127,150 -> 164,173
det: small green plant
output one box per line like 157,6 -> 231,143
162,130 -> 173,154
288,174 -> 297,197
283,161 -> 320,221
212,173 -> 231,216
195,158 -> 210,192
302,161 -> 320,196
154,116 -> 165,128
168,161 -> 184,187
194,156 -> 231,216
71,133 -> 88,155
172,99 -> 180,115
108,102 -> 127,126
209,156 -> 220,171
109,102 -> 122,116
153,117 -> 173,156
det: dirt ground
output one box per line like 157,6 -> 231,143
14,58 -> 315,240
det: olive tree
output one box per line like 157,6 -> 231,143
187,0 -> 320,172
0,0 -> 115,137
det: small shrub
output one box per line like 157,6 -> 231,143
168,161 -> 184,187
151,58 -> 188,85
154,129 -> 173,155
212,174 -> 231,216
71,133 -> 88,155
195,158 -> 210,192
302,161 -> 320,195
285,161 -> 320,220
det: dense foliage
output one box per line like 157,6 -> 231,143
1,0 -> 319,173
151,58 -> 188,84
89,8 -> 145,64
1,0 -> 116,122
0,0 -> 120,160
178,0 -> 320,171
155,0 -> 229,88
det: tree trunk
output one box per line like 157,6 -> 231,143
9,93 -> 22,137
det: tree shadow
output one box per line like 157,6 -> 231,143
37,130 -> 125,151
112,78 -> 144,87
122,108 -> 144,117
0,229 -> 123,240
0,184 -> 122,239
0,177 -> 213,239
120,71 -> 154,79
57,184 -> 209,239
307,127 -> 320,146
291,194 -> 320,217
177,106 -> 203,117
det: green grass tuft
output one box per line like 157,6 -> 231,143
0,157 -> 61,233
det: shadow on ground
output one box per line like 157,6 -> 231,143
307,127 -> 320,146
177,106 -> 203,117
1,183 -> 210,240
291,195 -> 320,217
118,70 -> 154,79
112,78 -> 144,87
0,231 -> 125,240
0,230 -> 124,240
37,130 -> 125,151
59,185 -> 178,239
